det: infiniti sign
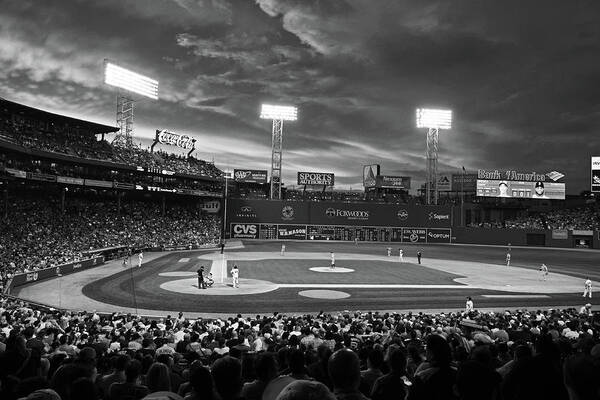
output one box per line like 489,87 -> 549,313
397,209 -> 408,221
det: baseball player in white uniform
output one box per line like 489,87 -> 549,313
330,252 -> 335,269
506,252 -> 511,267
583,278 -> 592,298
540,264 -> 548,281
465,297 -> 474,313
231,265 -> 240,288
399,249 -> 404,262
138,251 -> 144,268
281,243 -> 286,256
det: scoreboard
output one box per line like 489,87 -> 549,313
232,223 -> 450,243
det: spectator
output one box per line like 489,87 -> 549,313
211,356 -> 243,400
370,346 -> 409,400
328,349 -> 369,400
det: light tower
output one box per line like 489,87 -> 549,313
416,108 -> 452,205
104,60 -> 159,148
260,104 -> 298,200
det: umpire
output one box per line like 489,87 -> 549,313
197,266 -> 206,289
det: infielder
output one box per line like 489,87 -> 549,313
231,265 -> 240,288
583,278 -> 592,298
465,296 -> 474,313
539,264 -> 548,281
138,251 -> 143,268
330,252 -> 335,270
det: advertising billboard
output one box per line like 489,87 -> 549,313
437,174 -> 452,191
427,228 -> 452,243
452,173 -> 477,191
297,172 -> 335,186
592,157 -> 600,193
476,180 -> 565,199
230,223 -> 259,239
402,228 -> 427,243
376,175 -> 411,189
363,164 -> 380,188
278,225 -> 307,240
155,129 -> 196,150
234,169 -> 268,184
228,199 -> 452,228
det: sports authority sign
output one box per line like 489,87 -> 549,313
234,169 -> 268,184
297,172 -> 335,186
155,129 -> 196,150
592,157 -> 600,193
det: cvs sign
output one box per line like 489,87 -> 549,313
231,224 -> 259,239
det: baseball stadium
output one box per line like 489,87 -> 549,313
2,3 -> 600,398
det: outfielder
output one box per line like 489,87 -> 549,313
506,252 -> 511,267
231,265 -> 240,288
330,252 -> 335,270
399,249 -> 404,262
539,264 -> 548,281
281,243 -> 286,256
583,278 -> 592,298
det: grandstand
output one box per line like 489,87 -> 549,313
1,98 -> 600,400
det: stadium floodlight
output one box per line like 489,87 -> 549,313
260,104 -> 298,121
104,62 -> 159,100
416,108 -> 452,130
416,107 -> 453,205
260,103 -> 298,200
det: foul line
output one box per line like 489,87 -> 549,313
482,294 -> 550,298
277,284 -> 468,289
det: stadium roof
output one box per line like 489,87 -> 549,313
0,97 -> 119,134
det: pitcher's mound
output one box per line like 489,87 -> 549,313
309,267 -> 354,273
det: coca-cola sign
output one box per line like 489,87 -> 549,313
155,129 -> 196,150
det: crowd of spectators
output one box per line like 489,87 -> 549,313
470,207 -> 600,230
544,207 -> 600,230
0,297 -> 598,400
0,196 -> 221,286
0,117 -> 223,179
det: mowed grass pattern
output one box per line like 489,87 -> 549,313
226,259 -> 465,285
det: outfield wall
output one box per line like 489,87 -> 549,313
226,199 -> 599,248
227,199 -> 452,227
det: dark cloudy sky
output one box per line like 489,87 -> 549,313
1,0 -> 599,193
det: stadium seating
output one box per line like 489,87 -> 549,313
0,295 -> 596,400
0,194 -> 221,289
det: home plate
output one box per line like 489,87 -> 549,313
310,267 -> 354,273
299,290 -> 351,299
482,295 -> 550,298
